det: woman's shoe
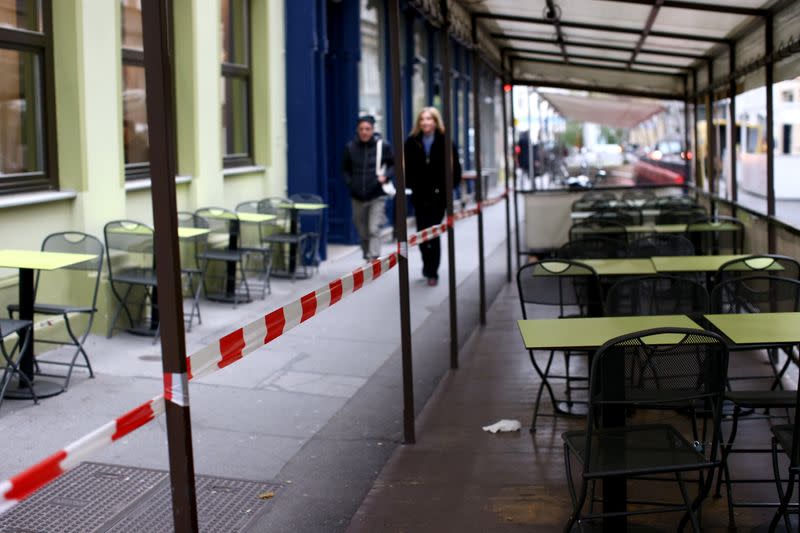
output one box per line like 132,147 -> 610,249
427,277 -> 438,287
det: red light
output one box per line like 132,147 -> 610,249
514,146 -> 521,154
686,151 -> 693,160
503,84 -> 512,93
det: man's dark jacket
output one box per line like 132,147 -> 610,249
404,130 -> 462,210
342,134 -> 395,201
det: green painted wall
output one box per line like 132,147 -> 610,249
0,0 -> 286,340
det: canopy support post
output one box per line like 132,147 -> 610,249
471,17 -> 487,326
765,14 -> 776,253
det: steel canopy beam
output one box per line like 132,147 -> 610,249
544,0 -> 569,63
629,1 -> 664,67
475,13 -> 728,43
597,0 -> 768,17
510,76 -> 682,101
503,46 -> 688,70
492,33 -> 706,59
511,55 -> 684,77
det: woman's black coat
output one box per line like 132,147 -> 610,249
403,131 -> 462,211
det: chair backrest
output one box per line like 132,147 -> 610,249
584,328 -> 728,467
516,259 -> 602,318
194,207 -> 239,246
628,234 -> 695,257
572,198 -> 610,212
569,219 -> 627,242
588,208 -> 640,226
644,196 -> 698,209
257,197 -> 293,233
37,232 -> 104,307
655,207 -> 708,225
685,215 -> 745,255
235,201 -> 259,214
717,254 -> 800,283
103,220 -> 155,280
557,236 -> 629,259
710,275 -> 800,313
582,190 -> 616,202
605,275 -> 709,316
621,189 -> 655,203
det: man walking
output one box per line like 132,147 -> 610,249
342,115 -> 395,261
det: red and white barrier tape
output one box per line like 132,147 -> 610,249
0,193 -> 505,513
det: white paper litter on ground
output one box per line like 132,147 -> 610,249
482,419 -> 522,433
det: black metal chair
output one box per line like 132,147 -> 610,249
685,215 -> 745,255
176,212 -> 208,328
716,254 -> 800,284
233,203 -> 273,299
517,260 -> 603,431
289,193 -> 325,273
571,198 -> 611,212
7,232 -> 103,389
581,190 -> 617,202
621,189 -> 656,204
768,387 -> 800,531
557,237 -> 629,260
562,327 -> 728,531
258,197 -> 309,280
569,219 -> 627,243
710,276 -> 800,527
628,234 -> 696,257
655,207 -> 708,225
0,319 -> 35,410
605,275 -> 709,317
644,196 -> 699,210
104,220 -> 159,339
194,207 -> 252,307
588,208 -> 640,226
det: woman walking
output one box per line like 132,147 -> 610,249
404,107 -> 462,286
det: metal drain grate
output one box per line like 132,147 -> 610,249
107,475 -> 279,532
0,463 -> 279,533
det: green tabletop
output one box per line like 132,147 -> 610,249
579,258 -> 657,276
652,224 -> 688,233
278,202 -> 327,210
686,222 -> 742,232
651,255 -> 748,273
203,210 -> 276,223
0,250 -> 97,271
177,227 -> 210,239
518,315 -> 701,350
705,312 -> 800,346
108,225 -> 209,239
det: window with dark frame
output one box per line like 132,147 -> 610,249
121,0 -> 150,179
221,0 -> 252,167
0,0 -> 57,195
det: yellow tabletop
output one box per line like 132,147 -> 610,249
579,258 -> 657,276
177,227 -> 210,239
705,312 -> 800,346
236,212 -> 277,223
652,224 -> 688,233
686,222 -> 742,232
651,255 -> 749,273
0,250 -> 97,271
518,315 -> 701,350
279,202 -> 327,210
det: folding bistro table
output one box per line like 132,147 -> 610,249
0,249 -> 97,398
704,312 -> 800,347
518,314 -> 705,531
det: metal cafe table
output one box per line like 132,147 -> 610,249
0,249 -> 97,398
201,210 -> 275,300
518,314 -> 707,531
278,202 -> 327,278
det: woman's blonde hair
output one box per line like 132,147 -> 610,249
410,106 -> 445,137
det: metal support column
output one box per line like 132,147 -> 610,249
693,70 -> 702,193
502,82 -> 512,283
510,85 -> 521,272
140,1 -> 199,530
729,44 -> 738,216
388,0 -> 415,444
471,20 -> 487,326
765,15 -> 776,253
682,76 -> 690,194
439,0 -> 458,369
705,59 -> 716,215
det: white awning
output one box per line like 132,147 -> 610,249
538,91 -> 665,128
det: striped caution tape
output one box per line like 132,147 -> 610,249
0,192 -> 505,514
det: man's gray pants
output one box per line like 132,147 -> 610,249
351,197 -> 386,260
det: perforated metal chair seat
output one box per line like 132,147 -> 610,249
261,232 -> 306,244
0,319 -> 31,337
726,390 -> 797,408
8,303 -> 95,315
113,267 -> 158,286
197,248 -> 248,262
563,423 -> 710,478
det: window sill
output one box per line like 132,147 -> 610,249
125,175 -> 192,192
0,189 -> 77,210
223,165 -> 266,177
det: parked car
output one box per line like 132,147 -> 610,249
634,139 -> 691,186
